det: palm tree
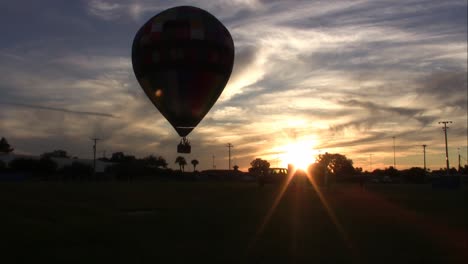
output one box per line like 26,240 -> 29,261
191,159 -> 199,172
175,156 -> 187,172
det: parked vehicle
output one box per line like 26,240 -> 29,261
258,168 -> 288,184
382,175 -> 392,183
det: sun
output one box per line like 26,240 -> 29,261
281,140 -> 318,171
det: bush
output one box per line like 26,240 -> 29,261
9,158 -> 37,172
36,157 -> 58,175
60,162 -> 93,179
401,167 -> 426,183
7,157 -> 58,179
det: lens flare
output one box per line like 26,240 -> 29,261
281,140 -> 317,170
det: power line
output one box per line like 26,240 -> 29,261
438,121 -> 452,175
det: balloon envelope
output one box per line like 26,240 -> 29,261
132,6 -> 234,137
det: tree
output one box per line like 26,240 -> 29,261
384,166 -> 399,178
233,165 -> 239,171
175,156 -> 187,172
313,153 -> 355,180
401,167 -> 426,183
191,159 -> 199,172
0,137 -> 14,153
144,155 -> 168,169
41,150 -> 70,159
110,152 -> 135,163
110,152 -> 125,162
249,158 -> 270,175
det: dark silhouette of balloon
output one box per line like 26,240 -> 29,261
132,6 -> 234,140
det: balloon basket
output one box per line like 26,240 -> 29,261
177,137 -> 191,153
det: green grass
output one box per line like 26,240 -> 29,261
0,181 -> 466,263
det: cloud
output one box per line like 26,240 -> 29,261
87,0 -> 122,20
0,0 -> 466,171
418,71 -> 467,104
0,101 -> 116,118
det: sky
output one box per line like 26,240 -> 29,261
0,0 -> 467,171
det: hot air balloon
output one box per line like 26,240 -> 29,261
132,6 -> 235,153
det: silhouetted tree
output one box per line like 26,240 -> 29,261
191,159 -> 199,172
98,157 -> 110,162
249,158 -> 270,175
313,153 -> 355,181
41,150 -> 70,159
175,156 -> 187,172
460,165 -> 468,174
110,152 -> 125,162
0,137 -> 14,153
233,165 -> 239,171
110,152 -> 135,163
144,155 -> 168,168
384,166 -> 399,179
401,167 -> 426,183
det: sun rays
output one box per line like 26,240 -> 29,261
248,167 -> 353,256
280,139 -> 319,171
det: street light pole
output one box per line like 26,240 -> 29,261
439,121 -> 452,175
422,144 -> 427,172
91,138 -> 100,173
392,136 -> 396,169
227,143 -> 233,170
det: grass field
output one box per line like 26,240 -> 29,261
0,180 -> 466,263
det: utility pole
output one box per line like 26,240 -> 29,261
91,138 -> 100,173
458,147 -> 461,172
392,136 -> 396,169
212,154 -> 216,169
422,144 -> 427,172
227,143 -> 233,170
439,121 -> 452,175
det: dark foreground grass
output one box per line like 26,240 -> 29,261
0,181 -> 466,263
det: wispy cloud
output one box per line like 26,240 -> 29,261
0,0 -> 466,170
0,101 -> 116,118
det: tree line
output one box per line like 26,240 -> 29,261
1,136 -> 467,183
0,137 -> 204,181
248,152 -> 468,185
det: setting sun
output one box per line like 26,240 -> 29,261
281,140 -> 318,171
